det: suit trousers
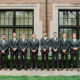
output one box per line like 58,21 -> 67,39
30,51 -> 38,68
71,53 -> 80,68
52,51 -> 59,68
10,51 -> 18,68
41,51 -> 49,68
61,52 -> 68,68
20,51 -> 27,68
0,53 -> 8,68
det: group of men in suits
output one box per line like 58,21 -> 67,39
0,32 -> 80,71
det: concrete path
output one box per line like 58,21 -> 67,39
0,69 -> 80,76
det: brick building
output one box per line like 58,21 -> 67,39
0,0 -> 80,40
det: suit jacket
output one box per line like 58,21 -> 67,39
19,39 -> 28,52
9,38 -> 19,51
0,40 -> 9,53
61,39 -> 70,53
40,37 -> 50,52
50,37 -> 60,52
29,39 -> 39,52
70,39 -> 80,54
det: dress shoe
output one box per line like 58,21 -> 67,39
30,67 -> 32,71
52,68 -> 55,71
61,68 -> 64,71
70,68 -> 73,71
10,67 -> 13,70
66,68 -> 68,71
57,68 -> 60,71
41,67 -> 44,71
4,68 -> 7,71
47,68 -> 50,71
0,68 -> 2,70
19,66 -> 23,70
77,68 -> 80,71
35,68 -> 38,71
24,67 -> 27,70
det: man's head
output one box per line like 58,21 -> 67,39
63,33 -> 67,38
12,32 -> 17,38
43,32 -> 47,37
53,32 -> 57,37
32,33 -> 36,39
2,34 -> 6,40
72,33 -> 76,39
21,33 -> 26,39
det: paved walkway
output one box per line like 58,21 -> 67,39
0,69 -> 80,76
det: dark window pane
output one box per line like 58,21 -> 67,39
63,19 -> 67,25
59,10 -> 76,26
16,11 -> 33,26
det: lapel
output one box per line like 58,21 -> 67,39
73,39 -> 77,43
43,37 -> 48,44
1,40 -> 6,45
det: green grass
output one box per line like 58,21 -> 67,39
0,76 -> 80,80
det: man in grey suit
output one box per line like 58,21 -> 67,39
50,32 -> 60,71
61,33 -> 70,71
10,32 -> 19,70
29,33 -> 39,71
70,34 -> 80,71
19,33 -> 28,70
40,32 -> 50,71
0,34 -> 9,71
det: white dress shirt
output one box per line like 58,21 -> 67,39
44,37 -> 47,40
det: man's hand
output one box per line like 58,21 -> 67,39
62,50 -> 66,54
22,49 -> 25,53
43,49 -> 46,52
32,50 -> 36,53
73,48 -> 78,51
2,50 -> 5,54
53,49 -> 57,52
13,48 -> 17,52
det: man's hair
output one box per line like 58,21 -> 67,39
43,31 -> 47,34
53,32 -> 57,34
2,34 -> 6,36
22,33 -> 25,35
73,33 -> 76,35
63,33 -> 67,35
13,32 -> 16,34
32,33 -> 36,35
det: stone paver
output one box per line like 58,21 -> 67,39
0,69 -> 80,76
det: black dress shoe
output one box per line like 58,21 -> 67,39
47,68 -> 50,71
41,67 -> 44,71
19,66 -> 23,70
24,67 -> 27,70
16,66 -> 19,70
10,67 -> 13,70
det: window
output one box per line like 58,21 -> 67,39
58,10 -> 80,39
0,10 -> 34,40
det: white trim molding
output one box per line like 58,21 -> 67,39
50,4 -> 80,38
0,4 -> 42,40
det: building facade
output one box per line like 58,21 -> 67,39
0,0 -> 80,40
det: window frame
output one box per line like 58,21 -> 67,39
58,9 -> 80,39
0,9 -> 34,28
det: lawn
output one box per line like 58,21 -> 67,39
0,76 -> 80,80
